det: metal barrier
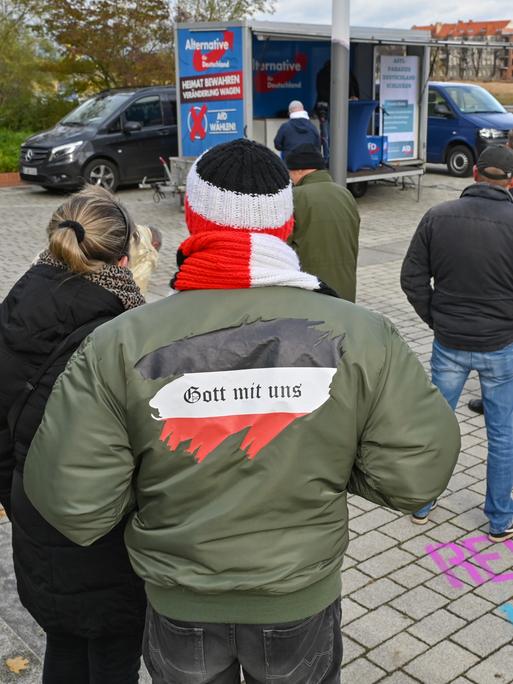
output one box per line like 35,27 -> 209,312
139,157 -> 194,205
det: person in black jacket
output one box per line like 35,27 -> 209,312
401,145 -> 513,541
469,130 -> 513,416
273,100 -> 321,158
0,185 -> 147,683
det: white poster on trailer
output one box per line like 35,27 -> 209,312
380,56 -> 419,161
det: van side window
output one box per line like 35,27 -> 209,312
125,96 -> 163,127
162,98 -> 177,125
428,90 -> 449,117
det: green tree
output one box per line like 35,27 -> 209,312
33,0 -> 174,90
0,2 -> 60,129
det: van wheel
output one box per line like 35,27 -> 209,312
447,146 -> 473,177
83,158 -> 119,192
349,181 -> 368,198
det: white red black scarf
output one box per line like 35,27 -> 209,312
172,232 -> 320,292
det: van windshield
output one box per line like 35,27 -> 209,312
444,85 -> 506,114
61,92 -> 135,126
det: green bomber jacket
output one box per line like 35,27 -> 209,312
24,286 -> 460,623
290,170 -> 360,302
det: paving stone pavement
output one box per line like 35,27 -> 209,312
1,169 -> 512,683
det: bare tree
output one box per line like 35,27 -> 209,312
173,0 -> 275,22
470,48 -> 483,80
0,0 -> 38,39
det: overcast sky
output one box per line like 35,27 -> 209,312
256,1 -> 511,29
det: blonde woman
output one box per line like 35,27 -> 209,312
0,185 -> 146,683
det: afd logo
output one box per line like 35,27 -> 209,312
402,144 -> 413,153
185,31 -> 235,72
254,54 -> 308,93
368,142 -> 381,153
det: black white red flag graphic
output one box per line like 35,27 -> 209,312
150,367 -> 336,461
137,318 -> 344,463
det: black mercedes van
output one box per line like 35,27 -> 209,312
19,85 -> 177,192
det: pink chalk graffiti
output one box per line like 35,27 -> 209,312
425,542 -> 487,588
425,536 -> 513,589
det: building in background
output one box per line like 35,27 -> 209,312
413,20 -> 513,81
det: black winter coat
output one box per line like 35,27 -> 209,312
401,183 -> 513,352
0,263 -> 146,637
273,118 -> 321,156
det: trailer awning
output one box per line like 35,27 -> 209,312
247,20 -> 512,49
176,20 -> 512,48
247,21 -> 431,45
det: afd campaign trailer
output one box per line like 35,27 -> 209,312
175,20 -> 433,196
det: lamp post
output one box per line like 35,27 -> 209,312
329,0 -> 350,185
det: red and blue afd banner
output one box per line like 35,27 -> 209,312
177,27 -> 245,156
252,39 -> 330,118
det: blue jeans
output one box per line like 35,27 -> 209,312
418,339 -> 513,533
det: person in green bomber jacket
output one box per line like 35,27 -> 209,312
286,143 -> 360,302
24,139 -> 460,684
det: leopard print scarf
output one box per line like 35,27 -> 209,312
37,250 -> 145,310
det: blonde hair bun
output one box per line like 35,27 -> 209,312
48,185 -> 133,274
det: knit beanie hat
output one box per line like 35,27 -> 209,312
185,138 -> 294,241
285,143 -> 326,171
173,139 -> 320,292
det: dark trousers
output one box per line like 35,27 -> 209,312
42,631 -> 142,684
143,599 -> 342,683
